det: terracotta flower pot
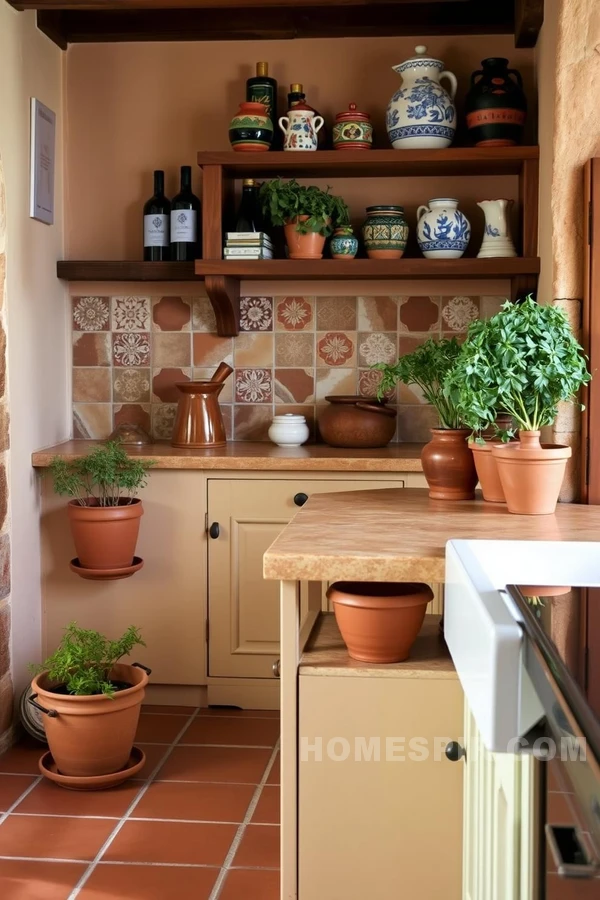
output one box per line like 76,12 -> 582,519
67,499 -> 143,569
327,582 -> 433,663
491,430 -> 572,515
421,429 -> 478,500
284,216 -> 327,259
31,662 -> 149,779
469,440 -> 505,503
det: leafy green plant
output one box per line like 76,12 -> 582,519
259,178 -> 349,236
374,337 -> 464,429
444,296 -> 591,434
50,441 -> 153,507
30,622 -> 145,696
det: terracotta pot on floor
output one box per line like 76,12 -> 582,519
31,662 -> 149,779
68,498 -> 143,569
469,440 -> 505,503
327,582 -> 433,663
284,216 -> 327,259
491,430 -> 571,515
421,429 -> 477,500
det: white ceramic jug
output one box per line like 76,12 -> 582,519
386,45 -> 457,149
279,109 -> 324,151
416,198 -> 471,259
477,199 -> 517,258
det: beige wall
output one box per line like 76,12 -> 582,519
0,5 -> 69,691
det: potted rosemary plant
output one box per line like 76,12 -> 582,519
376,337 -> 477,499
30,622 -> 150,787
50,441 -> 153,574
259,177 -> 350,259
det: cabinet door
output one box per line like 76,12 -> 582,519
207,478 -> 404,679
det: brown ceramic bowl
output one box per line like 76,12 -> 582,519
318,395 -> 396,448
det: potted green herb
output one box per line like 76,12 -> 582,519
259,177 -> 349,259
375,337 -> 477,499
448,297 -> 590,515
30,622 -> 149,787
50,441 -> 153,574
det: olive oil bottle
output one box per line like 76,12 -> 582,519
246,62 -> 278,149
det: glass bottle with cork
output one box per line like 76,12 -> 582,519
287,83 -> 328,149
246,62 -> 278,150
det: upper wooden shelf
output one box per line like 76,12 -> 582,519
57,261 -> 196,281
197,147 -> 539,179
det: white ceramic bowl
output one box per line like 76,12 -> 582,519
268,414 -> 309,448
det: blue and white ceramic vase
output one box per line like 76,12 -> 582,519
330,226 -> 359,259
416,198 -> 470,259
386,45 -> 457,149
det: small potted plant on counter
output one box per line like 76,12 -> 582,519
449,296 -> 590,515
259,177 -> 350,260
30,622 -> 150,789
376,337 -> 477,500
50,440 -> 153,578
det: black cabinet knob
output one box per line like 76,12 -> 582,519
209,522 -> 220,539
445,741 -> 466,763
294,492 -> 308,507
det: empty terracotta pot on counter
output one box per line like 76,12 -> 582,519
318,395 -> 397,448
469,439 -> 505,503
327,582 -> 433,663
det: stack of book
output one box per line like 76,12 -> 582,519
223,232 -> 273,260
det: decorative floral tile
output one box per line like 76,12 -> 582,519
480,295 -> 505,319
398,381 -> 427,404
240,296 -> 273,332
358,368 -> 396,401
72,368 -> 111,403
152,403 -> 178,441
192,297 -> 217,332
193,334 -> 234,367
113,403 -> 151,436
152,296 -> 191,332
275,332 -> 314,368
73,296 -> 110,332
275,296 -> 314,331
73,332 -> 112,366
396,405 -> 439,442
193,368 -> 233,403
152,368 -> 191,403
315,367 -> 357,401
441,296 -> 480,332
358,332 -> 397,367
317,332 -> 356,367
153,332 -> 191,368
235,368 -> 273,404
113,333 -> 151,367
233,405 -> 272,441
112,296 -> 151,332
234,333 -> 274,368
113,368 -> 151,404
73,403 -> 112,439
398,334 -> 428,357
274,369 -> 315,404
357,296 -> 398,332
398,296 -> 440,333
316,296 -> 357,331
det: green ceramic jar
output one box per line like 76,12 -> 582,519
330,226 -> 359,259
362,206 -> 408,259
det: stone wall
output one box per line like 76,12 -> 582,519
0,158 -> 12,753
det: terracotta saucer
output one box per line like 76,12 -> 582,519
39,746 -> 146,790
69,556 -> 144,580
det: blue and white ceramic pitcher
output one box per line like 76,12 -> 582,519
386,45 -> 457,149
416,198 -> 470,259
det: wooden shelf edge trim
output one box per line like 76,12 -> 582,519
57,261 -> 199,281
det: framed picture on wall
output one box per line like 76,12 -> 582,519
29,98 -> 56,225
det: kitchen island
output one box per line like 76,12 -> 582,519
264,488 -> 600,900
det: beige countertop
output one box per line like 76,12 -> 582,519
31,440 -> 425,472
263,487 -> 600,583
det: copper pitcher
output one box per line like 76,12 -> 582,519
171,364 -> 232,448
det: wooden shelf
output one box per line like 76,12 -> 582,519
57,261 -> 197,281
197,147 -> 539,179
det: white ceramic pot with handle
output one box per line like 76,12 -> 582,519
416,198 -> 471,259
279,109 -> 324,151
386,45 -> 457,149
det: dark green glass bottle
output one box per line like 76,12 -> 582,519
246,62 -> 278,150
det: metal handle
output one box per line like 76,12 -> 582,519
545,825 -> 599,878
28,693 -> 58,718
132,662 -> 152,675
445,741 -> 466,763
209,522 -> 220,539
355,401 -> 397,418
272,659 -> 281,678
293,493 -> 308,507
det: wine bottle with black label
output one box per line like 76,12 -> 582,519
170,165 -> 201,261
143,170 -> 170,261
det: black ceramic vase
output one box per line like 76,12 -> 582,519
465,58 -> 527,147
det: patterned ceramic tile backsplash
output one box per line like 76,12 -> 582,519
71,293 -> 505,443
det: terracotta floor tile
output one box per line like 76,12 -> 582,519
233,825 -> 280,868
15,779 -> 143,818
136,743 -> 170,778
0,859 -> 86,900
103,820 -> 237,865
0,740 -> 46,775
78,863 -> 218,900
135,714 -> 188,744
198,708 -> 280,718
220,868 -> 280,900
251,785 -> 280,824
267,753 -> 280,785
0,775 -> 37,812
157,746 -> 272,784
142,705 -> 196,715
0,815 -> 115,861
181,718 -> 280,747
133,780 -> 255,822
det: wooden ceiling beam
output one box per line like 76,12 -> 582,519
514,0 -> 543,48
17,0 -> 466,8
